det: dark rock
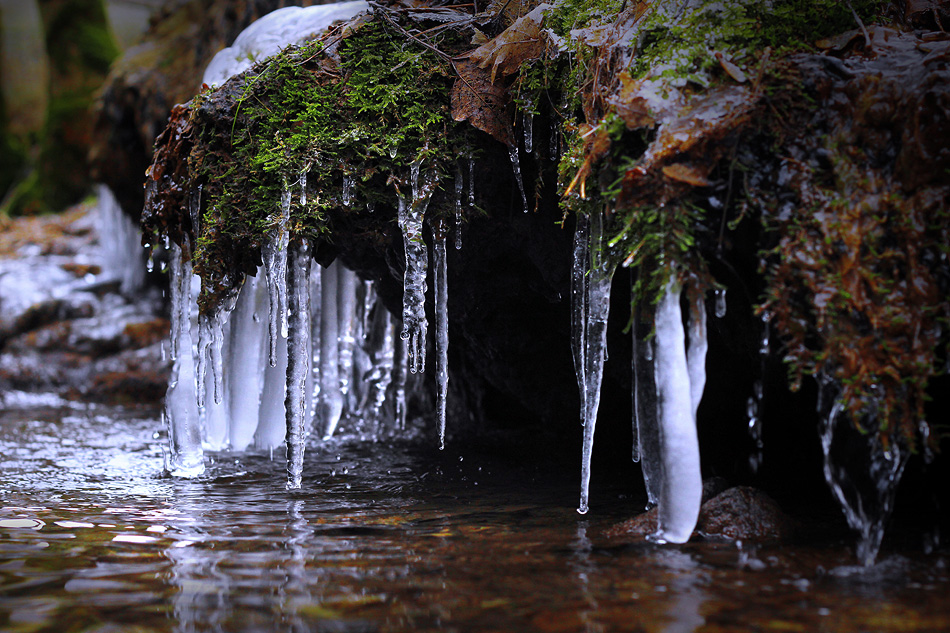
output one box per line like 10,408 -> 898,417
696,486 -> 795,541
604,486 -> 795,542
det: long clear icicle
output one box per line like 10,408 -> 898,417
523,109 -> 534,154
454,165 -> 464,251
577,209 -> 616,515
337,266 -> 359,412
433,219 -> 449,450
285,239 -> 312,489
263,187 -> 291,366
508,145 -> 529,213
307,263 -> 322,428
318,262 -> 343,439
393,333 -> 408,430
398,162 -> 431,374
164,243 -> 204,477
633,303 -> 661,505
571,213 -> 590,421
652,274 -> 703,544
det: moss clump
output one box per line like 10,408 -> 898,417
631,0 -> 889,86
146,13 -> 475,312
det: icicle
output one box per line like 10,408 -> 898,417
686,282 -> 707,420
508,145 -> 529,213
577,209 -> 617,515
397,163 -> 431,374
307,264 -> 322,426
433,218 -> 449,450
747,395 -> 763,473
300,167 -> 308,206
263,186 -> 291,366
550,119 -> 560,162
285,239 -> 312,489
360,280 -> 375,337
749,315 -> 770,472
633,305 -> 661,506
817,375 -> 908,565
198,278 -> 240,452
523,109 -> 534,153
651,274 -> 702,544
362,305 -> 395,427
169,244 -> 191,363
342,173 -> 355,206
393,333 -> 409,430
714,287 -> 727,318
468,158 -> 475,207
164,243 -> 204,477
570,213 -> 590,420
454,165 -> 464,251
630,307 -> 640,464
256,333 -> 288,450
195,316 -> 211,410
337,266 -> 360,412
318,262 -> 344,439
228,275 -> 269,451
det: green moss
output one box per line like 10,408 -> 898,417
151,16 -> 474,312
631,0 -> 888,85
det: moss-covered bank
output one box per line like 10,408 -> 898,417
143,0 -> 949,486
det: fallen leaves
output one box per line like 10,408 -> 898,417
468,3 -> 550,84
450,58 -> 513,146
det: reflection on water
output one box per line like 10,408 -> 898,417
1,397 -> 949,632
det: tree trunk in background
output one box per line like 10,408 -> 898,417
0,7 -> 26,206
2,0 -> 118,215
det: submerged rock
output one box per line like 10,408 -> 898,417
605,486 -> 795,542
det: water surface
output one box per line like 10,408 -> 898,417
1,394 -> 948,632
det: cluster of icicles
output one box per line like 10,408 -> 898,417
163,165 -> 452,489
571,208 -> 708,543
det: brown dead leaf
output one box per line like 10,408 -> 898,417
450,58 -> 513,146
469,4 -> 549,84
662,163 -> 712,187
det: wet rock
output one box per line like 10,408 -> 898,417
696,486 -> 795,541
605,486 -> 795,542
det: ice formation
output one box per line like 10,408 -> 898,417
433,219 -> 449,450
201,2 -> 369,88
651,275 -> 703,543
574,209 -> 618,515
161,4 -> 458,478
96,185 -> 146,294
285,240 -> 312,488
817,376 -> 908,565
571,215 -> 708,539
161,184 -> 445,476
398,162 -> 432,374
508,145 -> 530,213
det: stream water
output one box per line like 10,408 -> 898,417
1,393 -> 948,633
